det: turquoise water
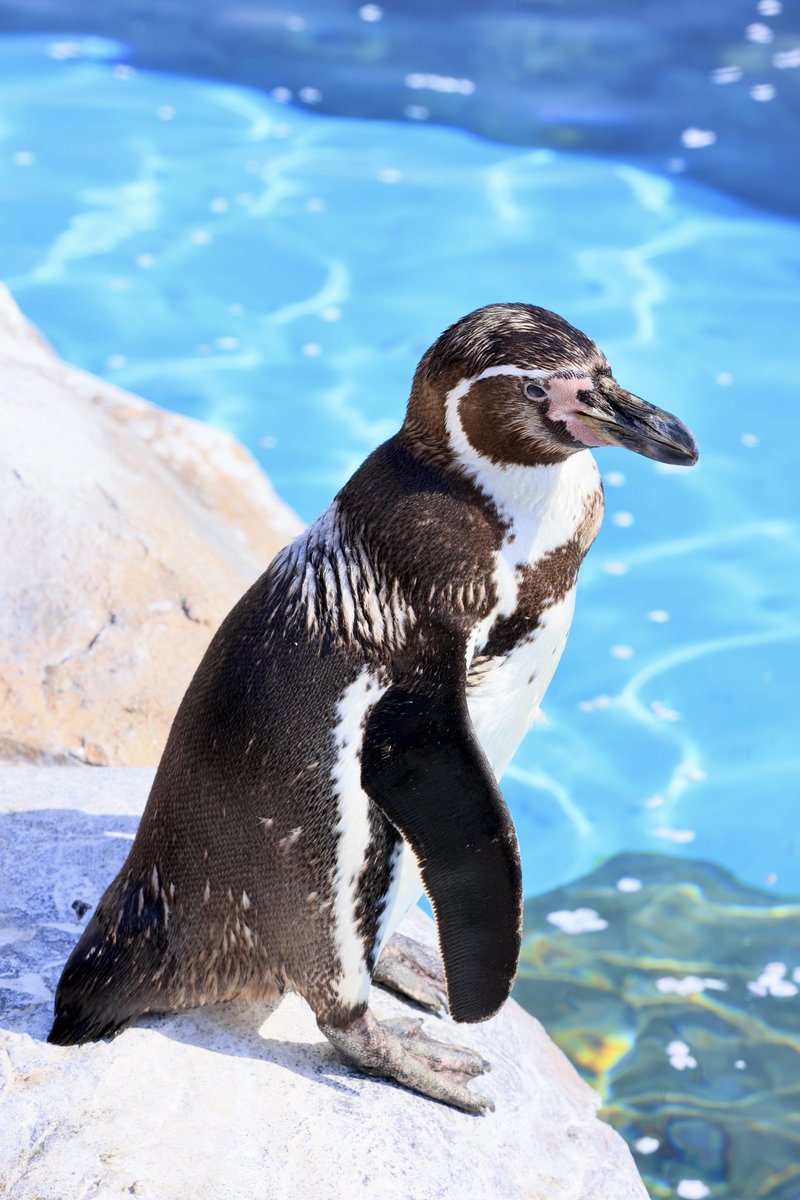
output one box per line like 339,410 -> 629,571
2,33 -> 799,1196
4,34 -> 798,898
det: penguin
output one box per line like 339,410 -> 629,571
48,303 -> 697,1113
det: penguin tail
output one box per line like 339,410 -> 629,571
48,871 -> 172,1046
47,986 -> 129,1046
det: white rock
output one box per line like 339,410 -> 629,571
666,1040 -> 697,1070
0,286 -> 301,767
634,1136 -> 660,1154
655,975 -> 727,997
547,908 -> 609,934
747,962 -> 799,998
677,1182 -> 710,1199
0,768 -> 647,1200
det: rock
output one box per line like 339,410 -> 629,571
0,767 -> 648,1200
0,286 -> 301,767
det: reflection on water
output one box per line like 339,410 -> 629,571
516,853 -> 800,1199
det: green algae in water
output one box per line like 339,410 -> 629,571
514,854 -> 800,1199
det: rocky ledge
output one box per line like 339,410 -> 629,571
0,768 -> 648,1200
0,287 -> 301,767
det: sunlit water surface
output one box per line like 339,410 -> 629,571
2,34 -> 799,1199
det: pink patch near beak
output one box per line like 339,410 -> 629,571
545,375 -> 612,448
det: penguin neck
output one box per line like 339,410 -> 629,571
454,443 -> 602,535
402,372 -> 600,528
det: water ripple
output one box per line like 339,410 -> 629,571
2,33 -> 798,897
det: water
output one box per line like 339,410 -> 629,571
2,31 -> 799,1198
518,854 -> 800,1200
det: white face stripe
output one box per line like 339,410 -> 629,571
443,366 -> 604,786
444,372 -> 566,498
444,364 -> 597,495
473,363 -> 590,383
444,368 -> 602,647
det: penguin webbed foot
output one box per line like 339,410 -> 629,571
319,1009 -> 493,1115
373,932 -> 448,1014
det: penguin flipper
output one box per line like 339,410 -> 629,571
361,623 -> 522,1025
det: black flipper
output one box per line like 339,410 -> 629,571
361,622 -> 522,1024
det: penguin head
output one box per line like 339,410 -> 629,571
406,303 -> 698,470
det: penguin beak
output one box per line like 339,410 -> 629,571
579,379 -> 699,466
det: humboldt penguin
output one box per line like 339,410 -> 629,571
49,303 -> 698,1113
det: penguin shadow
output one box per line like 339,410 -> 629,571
0,806 -> 143,1043
148,973 -> 451,1100
0,806 -> 362,1098
143,1000 -> 368,1099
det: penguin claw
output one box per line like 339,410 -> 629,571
381,1017 -> 490,1077
319,1008 -> 494,1115
372,932 -> 449,1014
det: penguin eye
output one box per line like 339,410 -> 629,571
524,381 -> 547,401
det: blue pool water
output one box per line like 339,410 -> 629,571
4,34 -> 798,898
2,31 -> 800,1197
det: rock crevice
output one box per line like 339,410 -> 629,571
0,287 -> 301,767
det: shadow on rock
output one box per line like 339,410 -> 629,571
1,806 -> 397,1099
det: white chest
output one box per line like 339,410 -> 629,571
463,452 -> 602,778
467,588 -> 576,778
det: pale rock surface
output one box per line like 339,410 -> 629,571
0,768 -> 648,1200
0,286 -> 301,767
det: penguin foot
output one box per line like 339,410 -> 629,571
319,1009 -> 493,1114
372,932 -> 448,1014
